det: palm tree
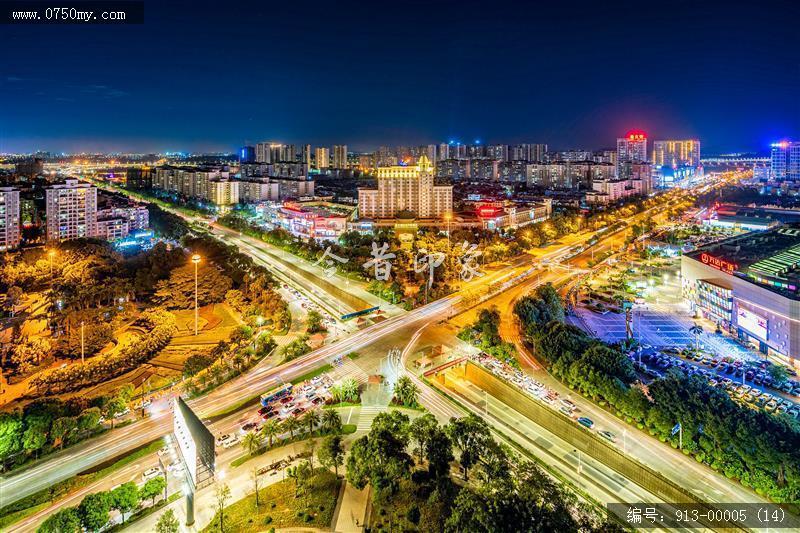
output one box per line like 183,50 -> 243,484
342,378 -> 359,403
302,409 -> 321,435
689,324 -> 703,351
260,419 -> 281,448
241,431 -> 263,456
329,384 -> 344,404
393,375 -> 420,407
321,409 -> 342,434
283,416 -> 301,439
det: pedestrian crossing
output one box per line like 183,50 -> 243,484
356,406 -> 383,431
332,360 -> 369,385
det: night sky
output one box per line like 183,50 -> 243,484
1,0 -> 799,154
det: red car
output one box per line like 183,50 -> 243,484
279,396 -> 294,405
291,407 -> 305,417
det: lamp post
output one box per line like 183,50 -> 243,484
444,212 -> 452,251
80,321 -> 85,363
191,254 -> 201,336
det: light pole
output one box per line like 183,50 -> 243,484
80,321 -> 85,364
444,212 -> 452,251
48,249 -> 55,279
191,254 -> 201,336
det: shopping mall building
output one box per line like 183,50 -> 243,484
681,225 -> 800,368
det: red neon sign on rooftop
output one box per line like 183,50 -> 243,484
626,130 -> 647,141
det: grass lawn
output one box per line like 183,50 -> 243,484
201,470 -> 342,532
0,439 -> 164,529
290,364 -> 333,385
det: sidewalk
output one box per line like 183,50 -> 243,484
332,481 -> 369,533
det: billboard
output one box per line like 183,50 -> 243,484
737,307 -> 768,341
173,397 -> 215,488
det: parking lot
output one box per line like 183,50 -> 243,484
634,347 -> 800,419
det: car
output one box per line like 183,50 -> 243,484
559,399 -> 577,411
559,405 -> 574,417
222,436 -> 240,449
216,434 -> 233,446
157,446 -> 170,457
261,410 -> 277,420
114,407 -> 130,418
142,467 -> 162,481
168,460 -> 183,473
240,422 -> 259,434
577,417 -> 594,429
258,406 -> 272,416
292,407 -> 305,417
279,396 -> 294,404
311,397 -> 324,405
598,430 -> 616,442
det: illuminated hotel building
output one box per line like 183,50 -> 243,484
652,139 -> 701,168
682,225 -> 800,366
45,179 -> 98,242
358,155 -> 452,219
616,131 -> 648,174
770,141 -> 800,180
0,187 -> 21,251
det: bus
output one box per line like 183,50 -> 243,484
260,384 -> 292,407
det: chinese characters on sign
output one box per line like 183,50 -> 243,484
315,241 -> 484,284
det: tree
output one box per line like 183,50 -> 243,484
214,482 -> 231,533
318,434 -> 345,476
321,409 -> 342,434
409,413 -> 439,464
341,378 -> 359,403
302,409 -> 320,434
689,324 -> 703,351
346,412 -> 413,498
392,376 -> 420,408
260,419 -> 281,447
76,407 -> 102,433
282,416 -> 301,439
78,491 -> 111,532
153,263 -> 232,309
6,285 -> 23,316
22,415 -> 49,458
155,508 -> 180,533
37,507 -> 81,533
0,412 -> 24,461
446,414 -> 491,481
140,475 -> 166,506
110,482 -> 139,524
513,283 -> 565,335
768,364 -> 789,386
241,431 -> 263,456
251,466 -> 262,507
50,416 -> 78,449
425,424 -> 454,480
306,310 -> 326,334
103,396 -> 127,429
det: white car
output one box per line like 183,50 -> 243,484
157,446 -> 170,457
114,408 -> 130,418
216,434 -> 233,446
222,436 -> 240,449
142,467 -> 162,481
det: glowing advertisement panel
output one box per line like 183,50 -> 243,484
737,308 -> 768,341
173,397 -> 215,487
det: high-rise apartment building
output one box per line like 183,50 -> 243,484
511,143 -> 548,162
333,145 -> 348,169
652,139 -> 701,168
239,145 -> 256,163
315,147 -> 330,169
616,131 -> 648,170
45,179 -> 98,242
301,144 -> 312,167
770,141 -> 800,180
358,155 -> 452,219
0,187 -> 21,251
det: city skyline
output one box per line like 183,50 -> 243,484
2,0 -> 799,154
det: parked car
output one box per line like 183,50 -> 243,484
142,467 -> 161,481
577,417 -> 594,429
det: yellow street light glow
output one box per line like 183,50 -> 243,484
191,254 -> 201,264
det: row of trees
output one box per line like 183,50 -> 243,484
38,476 -> 170,533
345,410 -> 617,532
515,287 -> 800,503
30,309 -> 176,396
0,386 -> 132,469
241,409 -> 345,457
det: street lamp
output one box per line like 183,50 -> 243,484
80,321 -> 85,364
47,249 -> 56,278
444,212 -> 452,250
191,254 -> 201,336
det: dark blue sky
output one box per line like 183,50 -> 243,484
1,0 -> 798,153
